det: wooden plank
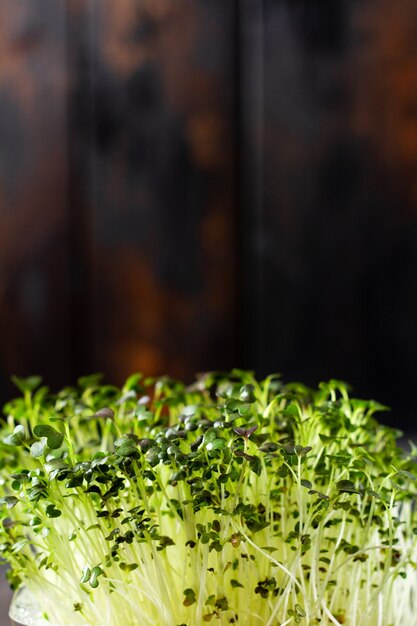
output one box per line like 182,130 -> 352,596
0,0 -> 71,399
238,0 -> 266,370
67,0 -> 239,383
245,0 -> 417,422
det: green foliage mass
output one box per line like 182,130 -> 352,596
1,371 -> 417,625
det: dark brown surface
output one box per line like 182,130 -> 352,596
0,0 -> 238,398
0,1 -> 417,424
71,0 -> 239,381
242,0 -> 417,419
0,0 -> 71,400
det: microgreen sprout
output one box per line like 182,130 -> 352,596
1,372 -> 417,625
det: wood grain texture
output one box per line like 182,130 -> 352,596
67,0 -> 238,382
0,0 -> 417,423
0,0 -> 71,400
243,0 -> 417,417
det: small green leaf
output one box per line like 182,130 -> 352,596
47,432 -> 64,449
115,441 -> 138,457
119,562 -> 138,572
215,597 -> 229,611
80,566 -> 91,584
337,480 -> 360,494
234,450 -> 255,462
78,373 -> 103,389
0,496 -> 19,509
396,470 -> 416,481
297,446 -> 312,456
3,425 -> 26,446
230,579 -> 244,588
12,539 -> 29,553
183,588 -> 196,607
233,426 -> 258,439
249,455 -> 262,476
206,438 -> 226,451
10,473 -> 30,482
33,425 -> 64,450
239,384 -> 256,403
31,440 -> 47,458
238,403 -> 252,416
46,504 -> 61,518
89,566 -> 103,588
319,434 -> 346,443
11,375 -> 42,394
295,604 -> 306,617
308,489 -> 329,500
94,408 -> 115,420
367,490 -> 381,499
123,373 -> 143,391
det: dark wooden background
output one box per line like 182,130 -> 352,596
1,0 -> 417,427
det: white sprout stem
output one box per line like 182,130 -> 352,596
321,599 -> 342,625
377,592 -> 383,626
231,519 -> 310,623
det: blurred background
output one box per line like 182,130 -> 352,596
1,0 -> 417,427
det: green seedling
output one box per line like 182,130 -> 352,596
0,372 -> 416,625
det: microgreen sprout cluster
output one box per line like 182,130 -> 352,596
1,371 -> 417,626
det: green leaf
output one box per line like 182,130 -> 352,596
94,408 -> 115,420
89,566 -> 103,588
183,588 -> 196,607
234,426 -> 258,439
135,408 -> 154,422
0,496 -> 19,509
33,425 -> 64,450
215,597 -> 228,611
3,425 -> 26,447
238,403 -> 253,416
206,438 -> 226,451
337,480 -> 360,494
367,490 -> 381,499
10,472 -> 30,482
11,375 -> 42,394
234,450 -> 255,462
295,604 -> 306,617
202,428 -> 218,446
239,384 -> 256,403
47,432 -> 64,449
12,539 -> 29,553
46,504 -> 62,518
119,562 -> 138,572
249,456 -> 262,476
319,434 -> 346,443
123,373 -> 143,391
78,373 -> 103,389
31,440 -> 47,458
115,441 -> 138,457
396,470 -> 416,481
230,579 -> 244,588
308,489 -> 329,500
80,567 -> 91,584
